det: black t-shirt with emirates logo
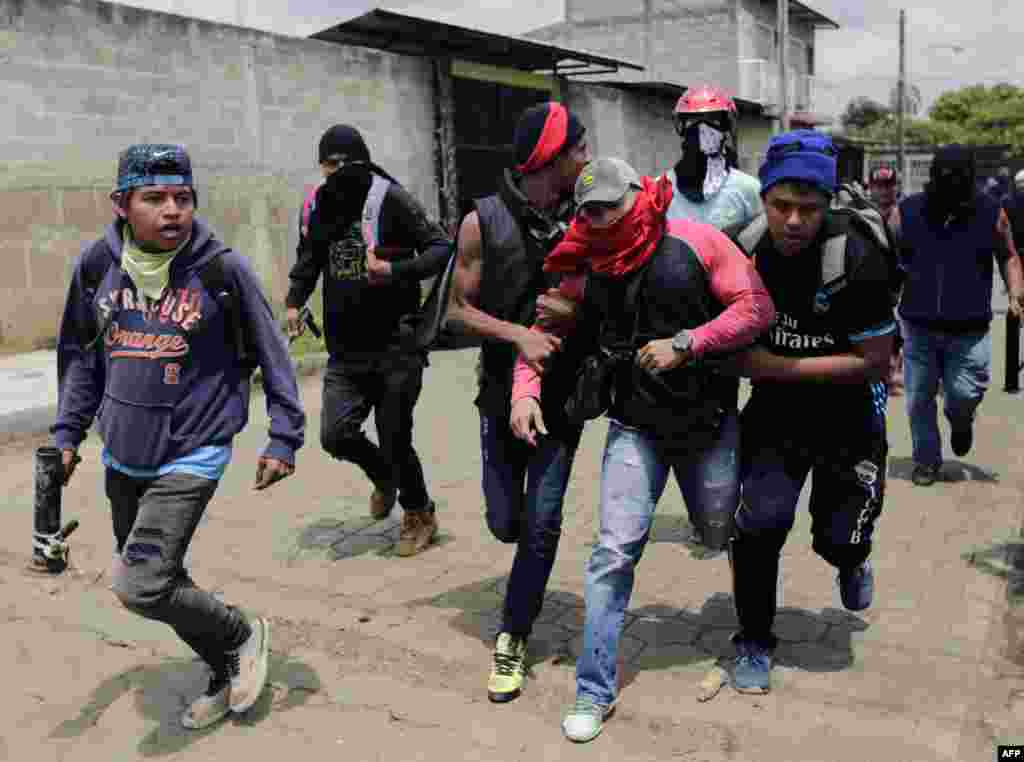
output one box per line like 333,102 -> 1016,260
747,214 -> 895,422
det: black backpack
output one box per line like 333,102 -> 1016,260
734,184 -> 902,313
397,239 -> 484,352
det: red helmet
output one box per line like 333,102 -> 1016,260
674,86 -> 738,117
673,86 -> 737,141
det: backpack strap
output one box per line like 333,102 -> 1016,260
300,183 -> 320,239
812,233 -> 850,315
821,235 -> 847,285
833,186 -> 894,253
194,253 -> 251,366
80,241 -> 117,351
736,213 -> 768,256
80,240 -> 114,295
360,174 -> 390,249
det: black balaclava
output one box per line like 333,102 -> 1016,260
310,125 -> 399,248
673,112 -> 733,203
924,144 -> 977,227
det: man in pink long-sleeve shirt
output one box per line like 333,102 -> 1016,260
507,158 -> 775,743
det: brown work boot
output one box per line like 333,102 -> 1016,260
396,506 -> 437,557
370,485 -> 397,519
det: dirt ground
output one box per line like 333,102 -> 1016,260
2,346 -> 1023,761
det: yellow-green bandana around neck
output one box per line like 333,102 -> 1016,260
120,226 -> 190,302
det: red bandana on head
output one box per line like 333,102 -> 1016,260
544,175 -> 674,277
517,104 -> 570,174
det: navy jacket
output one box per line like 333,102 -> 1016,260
52,218 -> 305,469
898,192 -> 1007,331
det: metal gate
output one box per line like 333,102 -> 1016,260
451,72 -> 555,221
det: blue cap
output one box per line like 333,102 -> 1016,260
114,144 -> 193,194
758,129 -> 837,197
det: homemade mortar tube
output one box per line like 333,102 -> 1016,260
32,446 -> 67,573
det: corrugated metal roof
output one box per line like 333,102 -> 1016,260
312,8 -> 644,76
789,1 -> 840,30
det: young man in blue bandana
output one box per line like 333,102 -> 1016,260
52,144 -> 305,730
722,131 -> 896,694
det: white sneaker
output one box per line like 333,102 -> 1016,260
226,616 -> 270,713
562,696 -> 612,743
181,673 -> 230,729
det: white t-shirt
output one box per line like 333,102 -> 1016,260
665,168 -> 763,231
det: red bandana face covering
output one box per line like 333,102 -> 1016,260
544,175 -> 674,277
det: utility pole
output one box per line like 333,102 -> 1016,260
897,9 -> 907,184
777,0 -> 790,132
643,0 -> 653,80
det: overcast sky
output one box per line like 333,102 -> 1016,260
142,0 -> 1024,115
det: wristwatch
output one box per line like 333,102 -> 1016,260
672,329 -> 694,355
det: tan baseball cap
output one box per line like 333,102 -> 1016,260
575,157 -> 642,207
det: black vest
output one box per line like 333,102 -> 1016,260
585,231 -> 737,452
475,172 -> 576,421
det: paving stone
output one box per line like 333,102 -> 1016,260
774,608 -> 829,643
329,533 -> 394,560
630,642 -> 709,672
524,622 -> 575,664
533,602 -> 567,626
555,605 -> 585,630
362,518 -> 402,537
696,597 -> 739,629
297,517 -> 377,551
625,617 -> 701,646
695,628 -> 736,660
544,589 -> 584,608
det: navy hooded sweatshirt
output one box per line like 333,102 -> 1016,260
52,218 -> 305,470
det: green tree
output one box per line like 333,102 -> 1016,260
840,96 -> 892,131
852,115 -> 964,145
929,83 -> 1024,153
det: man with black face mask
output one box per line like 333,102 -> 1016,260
898,145 -> 1024,486
286,125 -> 452,555
666,86 -> 762,231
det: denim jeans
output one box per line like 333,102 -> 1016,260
107,469 -> 252,674
576,413 -> 740,706
321,352 -> 431,512
901,319 -> 991,467
480,414 -> 581,638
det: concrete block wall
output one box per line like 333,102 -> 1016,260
528,2 -> 739,95
573,83 -> 774,182
0,0 -> 436,349
569,84 -> 679,178
738,0 -> 815,75
735,114 -> 774,175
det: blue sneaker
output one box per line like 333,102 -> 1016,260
838,560 -> 874,611
733,640 -> 772,694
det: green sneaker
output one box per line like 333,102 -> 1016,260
562,696 -> 612,743
487,632 -> 527,702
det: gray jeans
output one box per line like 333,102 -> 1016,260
106,469 -> 251,674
